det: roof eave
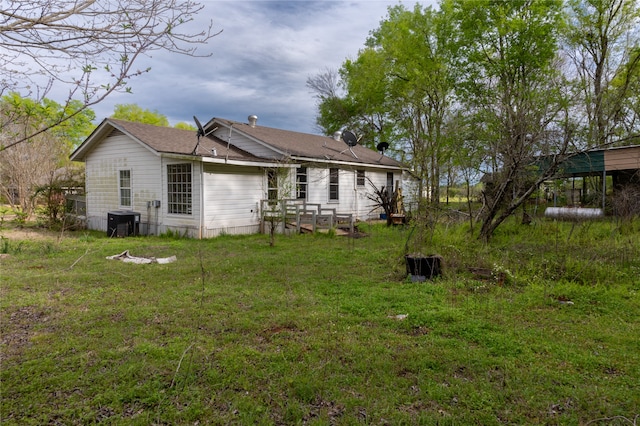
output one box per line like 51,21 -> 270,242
70,118 -> 160,161
69,118 -> 111,161
161,153 -> 292,168
290,155 -> 406,170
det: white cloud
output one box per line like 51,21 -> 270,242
91,0 -> 434,134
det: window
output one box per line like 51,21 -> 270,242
267,170 -> 278,202
329,168 -> 339,201
167,163 -> 192,215
387,172 -> 394,198
119,169 -> 131,208
357,170 -> 365,186
296,167 -> 307,200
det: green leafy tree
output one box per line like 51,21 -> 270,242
174,121 -> 196,131
339,48 -> 396,151
445,0 -> 571,242
112,104 -> 170,127
0,94 -> 94,218
369,4 -> 457,206
310,4 -> 457,208
565,0 -> 640,148
0,0 -> 219,152
623,48 -> 640,138
308,58 -> 393,149
306,68 -> 351,135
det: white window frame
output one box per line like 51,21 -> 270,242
167,163 -> 192,215
296,166 -> 308,200
329,168 -> 339,202
119,169 -> 132,208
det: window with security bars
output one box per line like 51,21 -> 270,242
167,163 -> 192,215
296,167 -> 307,200
119,169 -> 131,208
329,168 -> 339,201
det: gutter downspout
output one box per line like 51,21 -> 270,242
354,170 -> 358,220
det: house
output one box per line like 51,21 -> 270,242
70,116 -> 414,238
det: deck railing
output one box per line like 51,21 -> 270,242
259,199 -> 354,234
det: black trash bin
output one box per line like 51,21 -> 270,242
405,254 -> 442,281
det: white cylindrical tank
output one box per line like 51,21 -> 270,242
544,207 -> 604,220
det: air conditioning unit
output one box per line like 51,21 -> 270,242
107,211 -> 140,237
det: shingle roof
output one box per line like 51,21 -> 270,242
215,118 -> 404,168
73,117 -> 405,169
108,118 -> 261,162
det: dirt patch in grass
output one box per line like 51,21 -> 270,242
1,227 -> 62,241
0,306 -> 53,360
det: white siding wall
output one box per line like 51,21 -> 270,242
359,168 -> 389,219
159,158 -> 201,237
84,134 -> 205,237
201,164 -> 264,237
305,167 -> 328,206
302,164 -> 395,220
84,134 -> 164,233
402,170 -> 421,215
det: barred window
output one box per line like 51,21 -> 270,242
329,168 -> 339,201
296,167 -> 307,200
167,164 -> 192,215
119,169 -> 131,208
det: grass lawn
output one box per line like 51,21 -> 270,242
1,219 -> 639,425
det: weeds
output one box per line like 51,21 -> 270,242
1,219 -> 638,424
0,236 -> 8,253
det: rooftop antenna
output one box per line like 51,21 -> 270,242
376,141 -> 389,161
340,130 -> 359,159
225,123 -> 234,163
192,116 -> 218,155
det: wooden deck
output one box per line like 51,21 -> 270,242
295,223 -> 352,236
261,199 -> 355,235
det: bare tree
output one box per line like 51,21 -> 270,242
0,94 -> 94,218
306,67 -> 341,100
0,120 -> 66,217
0,0 -> 220,151
363,176 -> 404,227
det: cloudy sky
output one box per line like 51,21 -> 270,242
91,0 -> 436,135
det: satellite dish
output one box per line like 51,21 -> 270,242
342,130 -> 358,147
192,116 -> 218,155
339,130 -> 359,159
376,141 -> 389,162
194,116 -> 205,137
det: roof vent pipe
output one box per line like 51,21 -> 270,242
333,131 -> 342,141
248,115 -> 258,127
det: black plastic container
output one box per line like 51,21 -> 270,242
405,255 -> 442,281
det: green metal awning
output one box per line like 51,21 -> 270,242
556,151 -> 605,176
535,150 -> 606,178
